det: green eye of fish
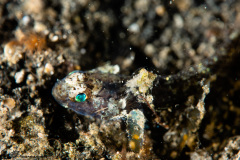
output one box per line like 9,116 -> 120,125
75,93 -> 87,102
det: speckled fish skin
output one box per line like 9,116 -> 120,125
52,71 -> 129,118
52,61 -> 213,119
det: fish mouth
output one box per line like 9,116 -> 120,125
52,80 -> 69,107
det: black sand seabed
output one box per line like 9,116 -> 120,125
0,0 -> 240,159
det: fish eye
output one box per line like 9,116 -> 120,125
75,93 -> 87,102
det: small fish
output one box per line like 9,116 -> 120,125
52,64 -> 212,119
52,65 -> 213,153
